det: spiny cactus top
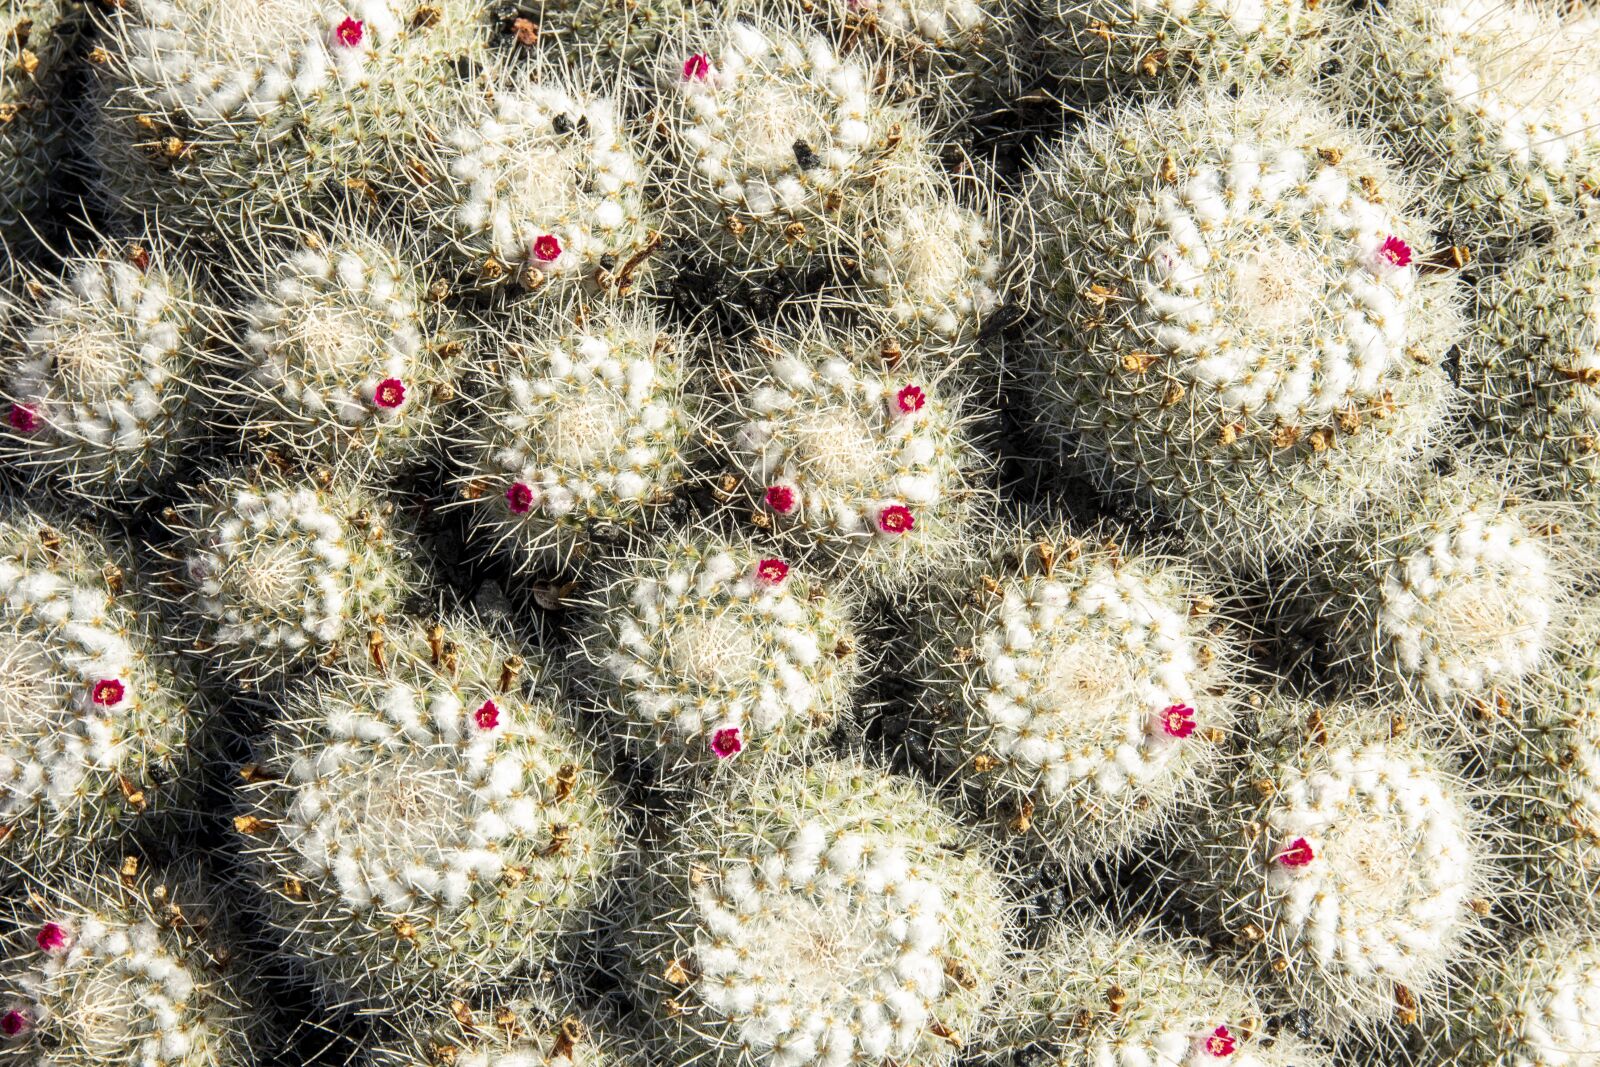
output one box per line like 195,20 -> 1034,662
903,530 -> 1238,870
1173,699 -> 1492,1035
166,467 -> 421,684
577,532 -> 861,778
718,321 -> 989,588
0,0 -> 75,245
0,507 -> 198,874
364,989 -> 643,1067
0,860 -> 266,1067
1022,86 -> 1462,567
0,238 -> 222,508
238,615 -> 622,1012
221,224 -> 462,476
977,917 -> 1332,1067
456,298 -> 702,571
626,758 -> 1010,1067
1332,0 -> 1600,256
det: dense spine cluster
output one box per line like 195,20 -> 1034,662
363,990 -> 640,1067
0,0 -> 76,248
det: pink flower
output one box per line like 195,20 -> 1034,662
1277,837 -> 1315,868
756,558 -> 789,586
35,923 -> 67,954
506,482 -> 535,514
333,16 -> 364,47
0,1010 -> 28,1037
765,485 -> 796,514
710,727 -> 742,758
92,679 -> 125,707
373,378 -> 406,409
8,404 -> 39,433
1204,1026 -> 1237,1058
474,700 -> 500,730
532,234 -> 562,263
683,53 -> 711,81
895,385 -> 926,414
1374,236 -> 1413,269
878,504 -> 914,534
1159,703 -> 1196,738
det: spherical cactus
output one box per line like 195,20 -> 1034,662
364,989 -> 643,1067
219,223 -> 462,477
1330,0 -> 1600,258
0,0 -> 77,248
1172,699 -> 1492,1036
716,320 -> 991,588
624,758 -> 1010,1067
0,505 -> 200,873
405,65 -> 654,295
454,298 -> 702,571
164,465 -> 423,685
976,916 -> 1333,1067
0,237 -> 223,509
1460,215 -> 1600,513
0,859 -> 267,1067
576,531 -> 861,778
901,528 -> 1239,870
1425,929 -> 1600,1067
1020,86 -> 1463,567
237,614 -> 623,1012
1032,0 -> 1326,101
501,0 -> 709,78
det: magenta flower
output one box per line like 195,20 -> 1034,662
1159,703 -> 1196,738
1204,1026 -> 1237,1058
683,53 -> 711,81
765,485 -> 796,514
1277,837 -> 1315,868
710,727 -> 742,759
92,679 -> 126,707
35,923 -> 67,954
474,700 -> 500,730
1375,235 -> 1413,269
373,378 -> 406,409
756,558 -> 790,586
333,16 -> 364,47
8,404 -> 40,433
895,385 -> 926,414
506,482 -> 535,514
0,1010 -> 29,1037
878,504 -> 914,534
532,234 -> 562,263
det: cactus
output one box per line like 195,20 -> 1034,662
498,0 -> 711,78
364,988 -> 642,1066
1171,698 -> 1493,1036
237,614 -> 623,1012
0,858 -> 267,1067
454,298 -> 702,571
1020,86 -> 1463,567
1032,0 -> 1326,101
901,528 -> 1238,870
0,0 -> 77,248
219,222 -> 462,477
976,916 -> 1333,1067
717,319 -> 991,587
576,531 -> 861,778
163,465 -> 422,685
1330,0 -> 1600,258
0,505 -> 201,874
624,758 -> 1010,1067
0,237 -> 223,509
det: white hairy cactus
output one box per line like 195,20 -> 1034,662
1173,699 -> 1492,1036
0,0 -> 76,247
576,531 -> 861,778
237,614 -> 622,1012
0,507 -> 199,872
0,237 -> 222,508
1331,0 -> 1600,257
976,917 -> 1333,1067
0,860 -> 266,1067
717,320 -> 990,587
364,989 -> 643,1067
219,223 -> 462,476
454,298 -> 702,571
625,758 -> 1010,1067
1021,86 -> 1463,567
902,529 -> 1238,870
164,466 -> 422,684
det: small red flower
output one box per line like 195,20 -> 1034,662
474,700 -> 500,730
0,1010 -> 28,1037
683,53 -> 711,80
1375,236 -> 1413,269
1277,837 -> 1315,868
756,558 -> 789,586
373,378 -> 406,409
765,485 -> 796,514
895,385 -> 926,414
878,504 -> 914,534
506,482 -> 535,514
710,727 -> 742,759
333,16 -> 364,47
531,234 -> 562,263
1205,1026 -> 1237,1058
91,679 -> 125,707
35,923 -> 67,954
8,404 -> 40,433
1159,702 -> 1196,738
